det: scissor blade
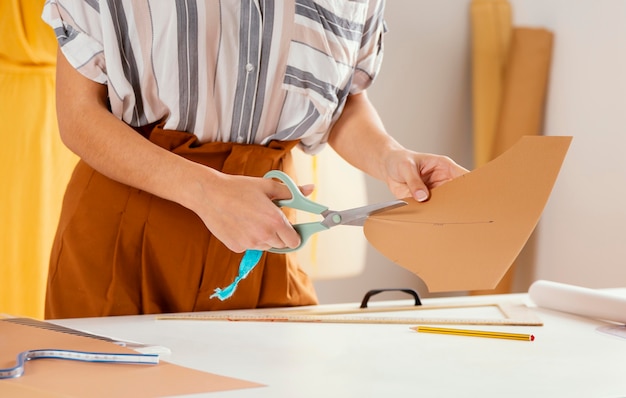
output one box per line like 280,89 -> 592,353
321,199 -> 407,228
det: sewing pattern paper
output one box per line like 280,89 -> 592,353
364,136 -> 571,292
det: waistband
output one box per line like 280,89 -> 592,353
134,122 -> 299,176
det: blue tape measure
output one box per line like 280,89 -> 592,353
0,349 -> 159,379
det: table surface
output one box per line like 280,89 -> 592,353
52,292 -> 626,398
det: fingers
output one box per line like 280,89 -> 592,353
202,174 -> 315,253
386,152 -> 468,203
299,184 -> 315,197
253,179 -> 303,249
412,187 -> 429,202
396,161 -> 430,202
264,181 -> 316,250
267,209 -> 301,250
265,175 -> 315,200
198,174 -> 305,253
223,215 -> 300,253
234,213 -> 300,252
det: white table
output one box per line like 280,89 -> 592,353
53,292 -> 626,398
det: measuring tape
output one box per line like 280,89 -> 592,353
0,349 -> 159,379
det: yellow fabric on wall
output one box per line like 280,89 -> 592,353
470,0 -> 512,167
0,0 -> 77,318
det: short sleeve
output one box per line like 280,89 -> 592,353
42,0 -> 107,84
351,0 -> 387,94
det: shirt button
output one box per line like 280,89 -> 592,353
245,63 -> 254,73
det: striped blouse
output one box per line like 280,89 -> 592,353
42,0 -> 387,153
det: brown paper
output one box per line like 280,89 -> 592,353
493,27 -> 554,159
0,320 -> 262,397
364,136 -> 571,292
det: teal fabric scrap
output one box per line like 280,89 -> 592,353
210,249 -> 263,301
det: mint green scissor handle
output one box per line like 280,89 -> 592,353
263,170 -> 329,253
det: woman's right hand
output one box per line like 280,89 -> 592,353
187,171 -> 313,253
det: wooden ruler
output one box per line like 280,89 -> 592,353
156,302 -> 543,326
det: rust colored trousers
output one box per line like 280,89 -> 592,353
45,125 -> 318,319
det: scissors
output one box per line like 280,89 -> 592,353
264,170 -> 407,253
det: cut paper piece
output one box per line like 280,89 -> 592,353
0,319 -> 262,397
211,249 -> 263,300
364,136 -> 571,292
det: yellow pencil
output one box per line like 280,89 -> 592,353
412,326 -> 535,341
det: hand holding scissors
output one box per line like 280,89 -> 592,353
264,170 -> 407,253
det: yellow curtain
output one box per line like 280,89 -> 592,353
471,0 -> 554,294
0,1 -> 77,318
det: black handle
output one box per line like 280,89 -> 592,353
359,288 -> 421,308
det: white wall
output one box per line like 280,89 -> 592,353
510,0 -> 626,289
314,0 -> 626,304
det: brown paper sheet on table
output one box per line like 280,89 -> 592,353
364,136 -> 571,292
0,320 -> 262,397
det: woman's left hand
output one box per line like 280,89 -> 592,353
382,148 -> 468,202
327,91 -> 469,202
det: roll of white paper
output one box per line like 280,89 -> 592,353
528,280 -> 626,324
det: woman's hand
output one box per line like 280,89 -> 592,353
382,149 -> 468,201
188,172 -> 314,253
328,91 -> 468,201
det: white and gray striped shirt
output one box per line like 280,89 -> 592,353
43,0 -> 386,153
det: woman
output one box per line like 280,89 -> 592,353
42,0 -> 467,319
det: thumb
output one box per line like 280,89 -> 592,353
400,167 -> 430,202
299,184 -> 315,197
411,184 -> 429,202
